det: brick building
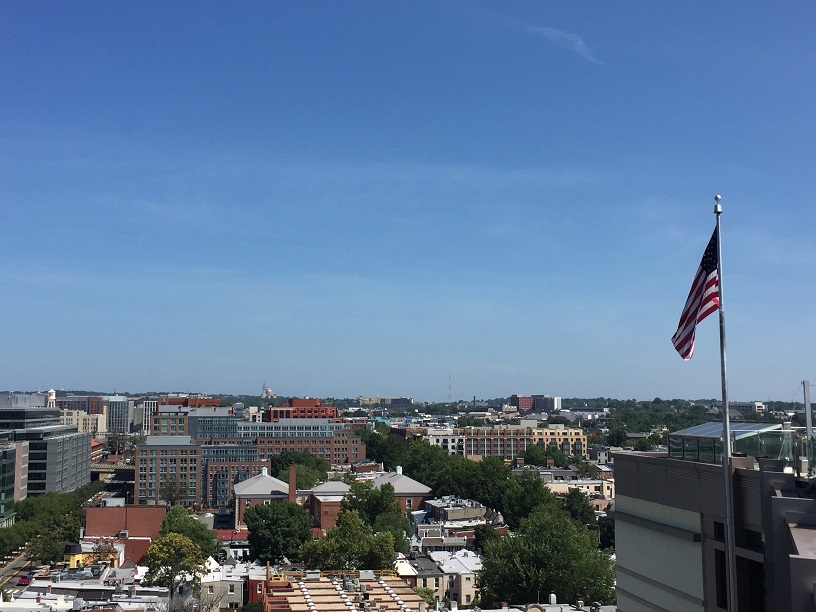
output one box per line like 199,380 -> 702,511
303,480 -> 350,530
233,465 -> 294,530
205,461 -> 268,507
510,395 -> 534,411
372,467 -> 432,512
134,436 -> 203,506
160,394 -> 221,408
265,398 -> 339,421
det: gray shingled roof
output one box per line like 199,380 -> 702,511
310,481 -> 351,494
372,471 -> 431,495
233,472 -> 289,497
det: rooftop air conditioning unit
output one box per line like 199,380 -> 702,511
118,530 -> 129,539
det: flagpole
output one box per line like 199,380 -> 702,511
715,196 -> 738,611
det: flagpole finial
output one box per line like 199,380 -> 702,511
714,194 -> 722,202
714,194 -> 722,214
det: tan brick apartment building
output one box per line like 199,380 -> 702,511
425,423 -> 587,460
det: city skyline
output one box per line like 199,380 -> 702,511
3,3 -> 815,403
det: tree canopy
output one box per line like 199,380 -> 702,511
144,533 -> 205,596
161,506 -> 221,559
269,450 -> 329,486
478,508 -> 614,607
3,481 -> 102,564
563,488 -> 596,528
341,482 -> 400,525
244,502 -> 312,564
372,512 -> 410,554
299,510 -> 394,570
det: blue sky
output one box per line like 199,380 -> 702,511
2,2 -> 815,402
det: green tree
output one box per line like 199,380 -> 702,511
285,464 -> 324,489
501,471 -> 558,531
401,440 -> 469,497
517,444 -> 550,467
244,502 -> 312,564
27,514 -> 81,565
478,509 -> 614,607
269,451 -> 329,485
161,506 -> 221,559
354,429 -> 408,472
606,422 -> 628,447
563,488 -> 596,528
160,480 -> 187,506
299,510 -> 394,570
342,482 -> 401,525
472,524 -> 500,554
413,586 -> 437,606
598,515 -> 615,550
466,457 -> 512,513
144,533 -> 205,598
372,512 -> 410,554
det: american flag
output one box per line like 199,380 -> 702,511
672,227 -> 720,359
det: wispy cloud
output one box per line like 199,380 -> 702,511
524,25 -> 602,65
466,6 -> 602,65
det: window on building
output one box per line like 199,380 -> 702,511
228,585 -> 235,594
208,586 -> 214,595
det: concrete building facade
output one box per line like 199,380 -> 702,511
14,425 -> 91,494
615,434 -> 816,612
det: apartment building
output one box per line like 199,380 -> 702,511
202,441 -> 267,507
150,406 -> 190,435
134,436 -> 202,506
150,408 -> 364,465
426,423 -> 587,460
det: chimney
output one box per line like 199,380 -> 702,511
500,602 -> 508,612
418,603 -> 426,612
47,585 -> 52,594
396,466 -> 403,475
288,464 -> 297,503
36,596 -> 41,604
129,585 -> 136,597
